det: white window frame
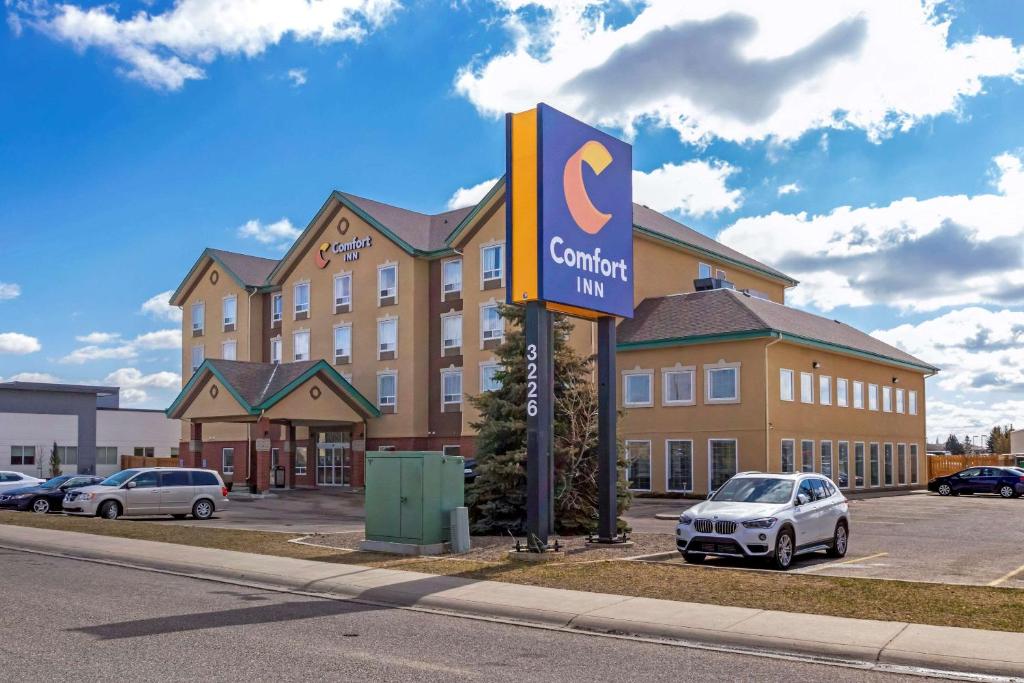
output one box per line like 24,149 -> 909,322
480,242 -> 504,286
800,372 -> 814,404
442,257 -> 462,298
882,385 -> 893,413
661,364 -> 696,406
868,383 -> 879,411
895,388 -> 905,414
441,368 -> 463,408
480,361 -> 501,393
665,439 -> 694,493
271,293 -> 283,324
910,443 -> 920,484
624,440 -> 652,492
191,302 -> 204,333
293,281 -> 310,317
779,368 -> 794,402
333,323 -> 352,364
190,345 -> 204,372
334,271 -> 352,312
222,447 -> 234,475
377,262 -> 398,304
480,302 -> 504,346
708,438 -> 738,492
441,312 -> 463,351
270,336 -> 282,364
836,378 -> 848,408
801,439 -> 815,472
909,390 -> 918,415
292,329 -> 310,362
853,380 -> 864,409
704,361 -> 740,404
222,295 -> 237,330
698,262 -> 712,279
819,375 -> 832,406
377,371 -> 398,409
780,438 -> 796,473
838,441 -> 850,489
221,340 -> 237,361
377,317 -> 398,358
715,268 -> 727,280
622,369 -> 654,408
820,440 -> 834,481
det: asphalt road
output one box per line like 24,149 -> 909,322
2,548 -> 930,682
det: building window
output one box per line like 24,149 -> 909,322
481,244 -> 503,285
897,443 -> 907,485
377,372 -> 397,409
441,369 -> 463,408
442,445 -> 461,457
293,330 -> 310,361
852,380 -> 864,409
294,282 -> 310,317
221,340 -> 236,361
96,447 -> 118,466
480,362 -> 501,392
481,304 -> 504,345
869,443 -> 880,487
295,446 -> 307,475
623,371 -> 653,407
271,448 -> 280,471
222,447 -> 234,475
666,440 -> 693,492
837,442 -> 849,489
779,368 -> 794,401
883,443 -> 894,485
222,296 -> 236,330
705,363 -> 739,403
909,390 -> 918,415
334,273 -> 352,312
270,337 -> 282,364
442,313 -> 462,351
133,447 -> 155,457
191,345 -> 204,372
170,447 -> 179,458
882,386 -> 893,412
895,388 -> 905,414
378,318 -> 397,357
54,446 -> 77,465
334,325 -> 352,364
781,439 -> 795,473
662,366 -> 695,405
378,264 -> 397,304
709,439 -> 738,491
10,445 -> 36,466
868,384 -> 879,411
191,302 -> 204,334
800,372 -> 814,403
698,262 -> 712,279
715,268 -> 727,280
910,444 -> 919,484
836,378 -> 848,407
854,442 -> 865,488
820,441 -> 833,480
442,258 -> 462,296
819,375 -> 831,406
801,440 -> 814,472
625,441 -> 651,491
271,293 -> 283,324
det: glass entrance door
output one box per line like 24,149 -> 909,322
316,431 -> 351,486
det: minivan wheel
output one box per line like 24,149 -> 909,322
30,498 -> 50,514
683,552 -> 706,564
827,522 -> 849,558
99,500 -> 121,520
937,483 -> 952,496
771,529 -> 795,570
999,485 -> 1017,499
192,499 -> 214,520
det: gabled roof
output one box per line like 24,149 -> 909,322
340,193 -> 473,253
166,359 -> 380,419
617,289 -> 938,373
170,248 -> 279,305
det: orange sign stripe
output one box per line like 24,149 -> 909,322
510,108 -> 539,303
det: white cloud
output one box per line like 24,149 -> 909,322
132,329 -> 181,350
446,177 -> 499,210
287,67 -> 308,86
141,290 -> 182,322
777,182 -> 801,196
76,332 -> 121,344
237,218 -> 301,248
120,388 -> 149,404
103,367 -> 182,405
14,0 -> 400,90
456,1 -> 1024,145
633,159 -> 742,217
0,332 -> 41,355
61,328 -> 180,364
925,398 -> 1024,443
0,282 -> 20,301
718,152 -> 1024,312
0,372 -> 61,384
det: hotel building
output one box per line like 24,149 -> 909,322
167,180 -> 936,494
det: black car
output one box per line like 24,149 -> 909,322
928,467 -> 1024,499
0,474 -> 104,513
463,458 -> 477,483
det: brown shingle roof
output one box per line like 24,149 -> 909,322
205,359 -> 319,406
339,193 -> 473,252
207,249 -> 279,287
618,289 -> 937,371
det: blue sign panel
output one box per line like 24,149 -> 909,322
538,104 -> 633,319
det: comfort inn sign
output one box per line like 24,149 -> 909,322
506,103 -> 634,319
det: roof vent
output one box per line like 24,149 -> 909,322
694,277 -> 735,292
740,288 -> 769,300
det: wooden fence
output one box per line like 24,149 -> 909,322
118,455 -> 181,470
927,454 -> 1016,479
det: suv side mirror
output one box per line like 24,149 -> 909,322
125,481 -> 137,489
796,492 -> 810,506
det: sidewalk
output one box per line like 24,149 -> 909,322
2,525 -> 1022,678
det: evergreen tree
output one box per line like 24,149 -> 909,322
944,434 -> 964,455
49,441 -> 61,478
467,304 -> 630,535
986,424 -> 1014,454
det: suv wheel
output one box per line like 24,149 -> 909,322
999,485 -> 1017,499
30,498 -> 51,514
683,552 -> 706,564
99,500 -> 121,520
192,499 -> 214,520
937,483 -> 952,496
771,528 -> 795,570
826,522 -> 848,558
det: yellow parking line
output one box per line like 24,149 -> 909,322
988,563 -> 1024,587
799,551 -> 888,573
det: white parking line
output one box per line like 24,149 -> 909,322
795,552 -> 889,574
987,563 -> 1024,587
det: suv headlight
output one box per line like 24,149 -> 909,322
678,513 -> 694,525
742,517 -> 777,529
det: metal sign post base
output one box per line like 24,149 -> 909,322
524,301 -> 554,551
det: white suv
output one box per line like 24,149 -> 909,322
676,472 -> 849,570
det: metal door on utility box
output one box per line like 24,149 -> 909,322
365,457 -> 423,541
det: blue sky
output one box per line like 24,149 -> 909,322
3,0 -> 1024,443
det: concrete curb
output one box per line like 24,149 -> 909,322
2,525 -> 1022,679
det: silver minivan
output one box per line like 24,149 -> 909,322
63,467 -> 229,520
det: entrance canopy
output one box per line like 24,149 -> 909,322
166,359 -> 380,425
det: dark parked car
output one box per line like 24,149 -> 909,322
463,458 -> 477,483
0,474 -> 104,513
928,467 -> 1024,499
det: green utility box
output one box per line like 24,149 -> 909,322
363,451 -> 464,552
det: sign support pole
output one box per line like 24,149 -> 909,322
525,300 -> 554,550
596,315 -> 623,543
